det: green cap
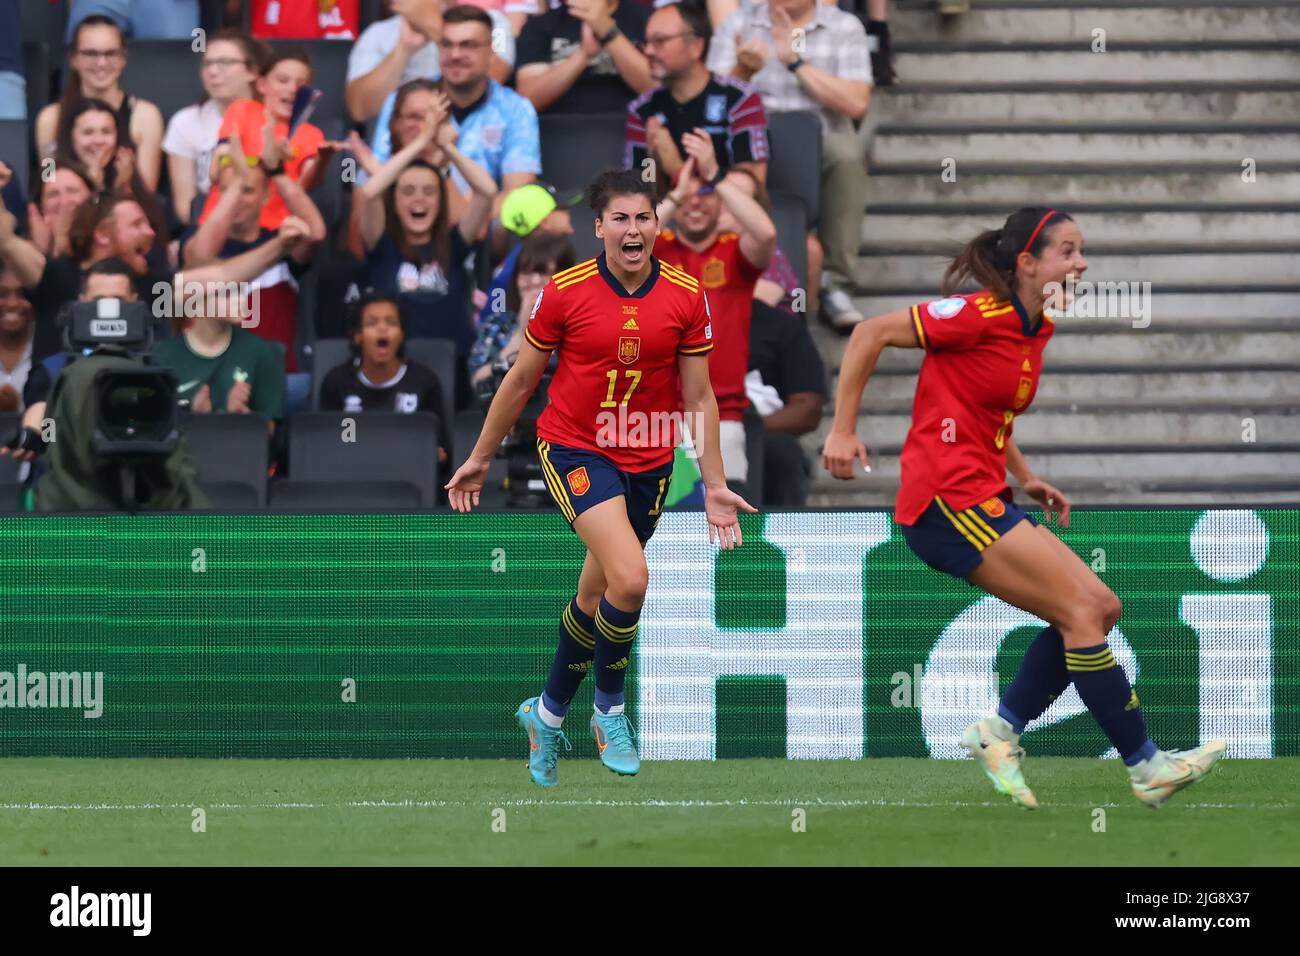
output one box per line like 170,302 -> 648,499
500,183 -> 581,236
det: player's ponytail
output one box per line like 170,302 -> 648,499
942,207 -> 1073,300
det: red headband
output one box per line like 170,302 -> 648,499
1021,210 -> 1058,254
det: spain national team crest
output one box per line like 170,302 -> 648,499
567,466 -> 591,496
980,497 -> 1007,518
618,336 -> 640,365
702,257 -> 726,288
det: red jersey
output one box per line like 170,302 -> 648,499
525,255 -> 714,472
654,229 -> 763,422
895,291 -> 1056,525
250,0 -> 359,39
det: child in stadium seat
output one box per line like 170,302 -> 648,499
319,291 -> 451,465
355,94 -> 498,408
469,231 -> 576,388
163,30 -> 261,225
36,15 -> 166,192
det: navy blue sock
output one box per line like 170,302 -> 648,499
1067,643 -> 1158,765
593,596 -> 640,713
540,598 -> 595,718
998,626 -> 1070,734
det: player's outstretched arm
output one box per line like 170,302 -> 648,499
445,342 -> 551,513
679,352 -> 757,549
823,308 -> 919,480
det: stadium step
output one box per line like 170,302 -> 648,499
834,367 -> 1300,404
889,2 -> 1300,45
824,328 -> 1300,369
891,48 -> 1299,85
861,208 -> 1300,249
809,407 -> 1300,448
871,86 -> 1300,125
842,291 -> 1300,323
855,250 -> 1300,288
871,125 -> 1300,165
863,166 -> 1300,206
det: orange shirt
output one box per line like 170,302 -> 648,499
198,99 -> 323,230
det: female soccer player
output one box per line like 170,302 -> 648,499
446,168 -> 755,787
823,207 -> 1225,809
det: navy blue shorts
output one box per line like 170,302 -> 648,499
899,493 -> 1039,579
536,439 -> 673,544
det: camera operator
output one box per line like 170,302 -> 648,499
3,261 -> 207,510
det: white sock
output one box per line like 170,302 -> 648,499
537,697 -> 564,728
598,703 -> 625,717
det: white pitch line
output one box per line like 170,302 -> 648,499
0,799 -> 1292,811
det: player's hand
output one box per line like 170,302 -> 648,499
1022,477 -> 1071,528
822,430 -> 870,480
704,484 -> 757,549
226,379 -> 252,414
445,455 -> 492,513
682,127 -> 719,183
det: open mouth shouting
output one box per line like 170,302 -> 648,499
620,236 -> 646,265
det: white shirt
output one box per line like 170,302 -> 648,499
162,99 -> 225,196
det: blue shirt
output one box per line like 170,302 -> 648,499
370,80 -> 541,194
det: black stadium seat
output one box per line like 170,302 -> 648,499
22,41 -> 50,135
768,190 -> 809,291
540,112 -> 626,194
766,111 -> 822,227
268,478 -> 423,512
179,411 -> 272,508
119,41 -> 205,127
287,411 -> 441,506
0,120 -> 30,196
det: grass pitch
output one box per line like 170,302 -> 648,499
2,757 -> 1296,866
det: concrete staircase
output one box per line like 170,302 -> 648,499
808,0 -> 1300,507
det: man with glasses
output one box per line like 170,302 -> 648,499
346,0 -> 517,123
626,3 -> 768,195
515,0 -> 654,115
364,7 -> 541,229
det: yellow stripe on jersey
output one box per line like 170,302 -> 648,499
660,260 -> 698,284
524,328 -> 557,351
979,305 -> 1016,318
910,304 -> 929,350
535,440 -> 577,522
935,497 -> 986,551
552,257 -> 597,282
661,272 -> 699,293
962,507 -> 1001,543
678,343 -> 714,355
555,265 -> 599,290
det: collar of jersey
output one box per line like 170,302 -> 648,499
597,252 -> 660,298
1009,292 -> 1045,338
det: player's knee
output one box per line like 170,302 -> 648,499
1100,591 -> 1123,632
606,562 -> 649,608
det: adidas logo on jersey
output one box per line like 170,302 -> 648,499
623,317 -> 639,330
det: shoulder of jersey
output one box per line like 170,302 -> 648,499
967,290 -> 1016,318
551,257 -> 600,290
659,259 -> 701,295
